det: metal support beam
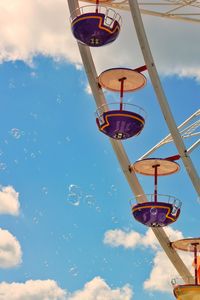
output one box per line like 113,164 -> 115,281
140,109 -> 200,159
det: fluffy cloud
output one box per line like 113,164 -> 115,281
0,185 -> 20,216
104,229 -> 141,249
142,226 -> 185,251
104,227 -> 193,293
144,250 -> 193,292
0,280 -> 66,300
0,0 -> 81,66
1,1 -> 200,79
0,277 -> 133,300
0,228 -> 22,268
68,277 -> 133,300
104,227 -> 184,250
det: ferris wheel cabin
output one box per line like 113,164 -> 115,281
130,158 -> 181,227
70,5 -> 121,47
96,67 -> 147,140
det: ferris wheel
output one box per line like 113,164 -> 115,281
67,0 -> 200,298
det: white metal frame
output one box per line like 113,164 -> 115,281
140,109 -> 200,159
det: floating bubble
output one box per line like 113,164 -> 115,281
85,194 -> 95,206
89,183 -> 95,191
56,95 -> 63,104
67,193 -> 80,206
10,128 -> 24,139
69,184 -> 81,195
9,80 -> 15,89
42,186 -> 48,195
67,186 -> 81,206
68,265 -> 79,277
108,184 -> 118,197
30,71 -> 38,78
111,185 -> 117,192
30,152 -> 36,159
62,233 -> 72,241
65,136 -> 71,143
111,216 -> 119,224
103,258 -> 108,264
150,207 -> 158,216
33,216 -> 39,224
96,206 -> 101,213
30,112 -> 38,119
38,211 -> 43,217
44,260 -> 49,268
0,162 -> 7,171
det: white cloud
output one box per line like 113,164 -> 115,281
0,279 -> 67,300
144,250 -> 174,292
1,1 -> 200,79
104,227 -> 193,293
0,277 -> 133,300
67,276 -> 133,300
144,250 -> 193,293
0,0 -> 81,66
0,228 -> 22,268
104,229 -> 141,249
103,227 -> 183,250
0,185 -> 20,216
142,227 -> 184,251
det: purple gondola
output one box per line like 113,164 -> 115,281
96,66 -> 147,140
130,157 -> 182,227
70,4 -> 121,47
96,104 -> 145,140
132,197 -> 181,227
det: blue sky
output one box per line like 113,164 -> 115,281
0,1 -> 199,300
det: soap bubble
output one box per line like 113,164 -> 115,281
10,128 -> 24,139
150,207 -> 157,216
69,184 -> 81,195
85,194 -> 96,206
111,216 -> 119,224
67,193 -> 80,206
67,184 -> 82,206
68,265 -> 79,277
0,162 -> 7,171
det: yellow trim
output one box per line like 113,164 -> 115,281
100,113 -> 144,132
72,15 -> 120,34
132,204 -> 177,222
